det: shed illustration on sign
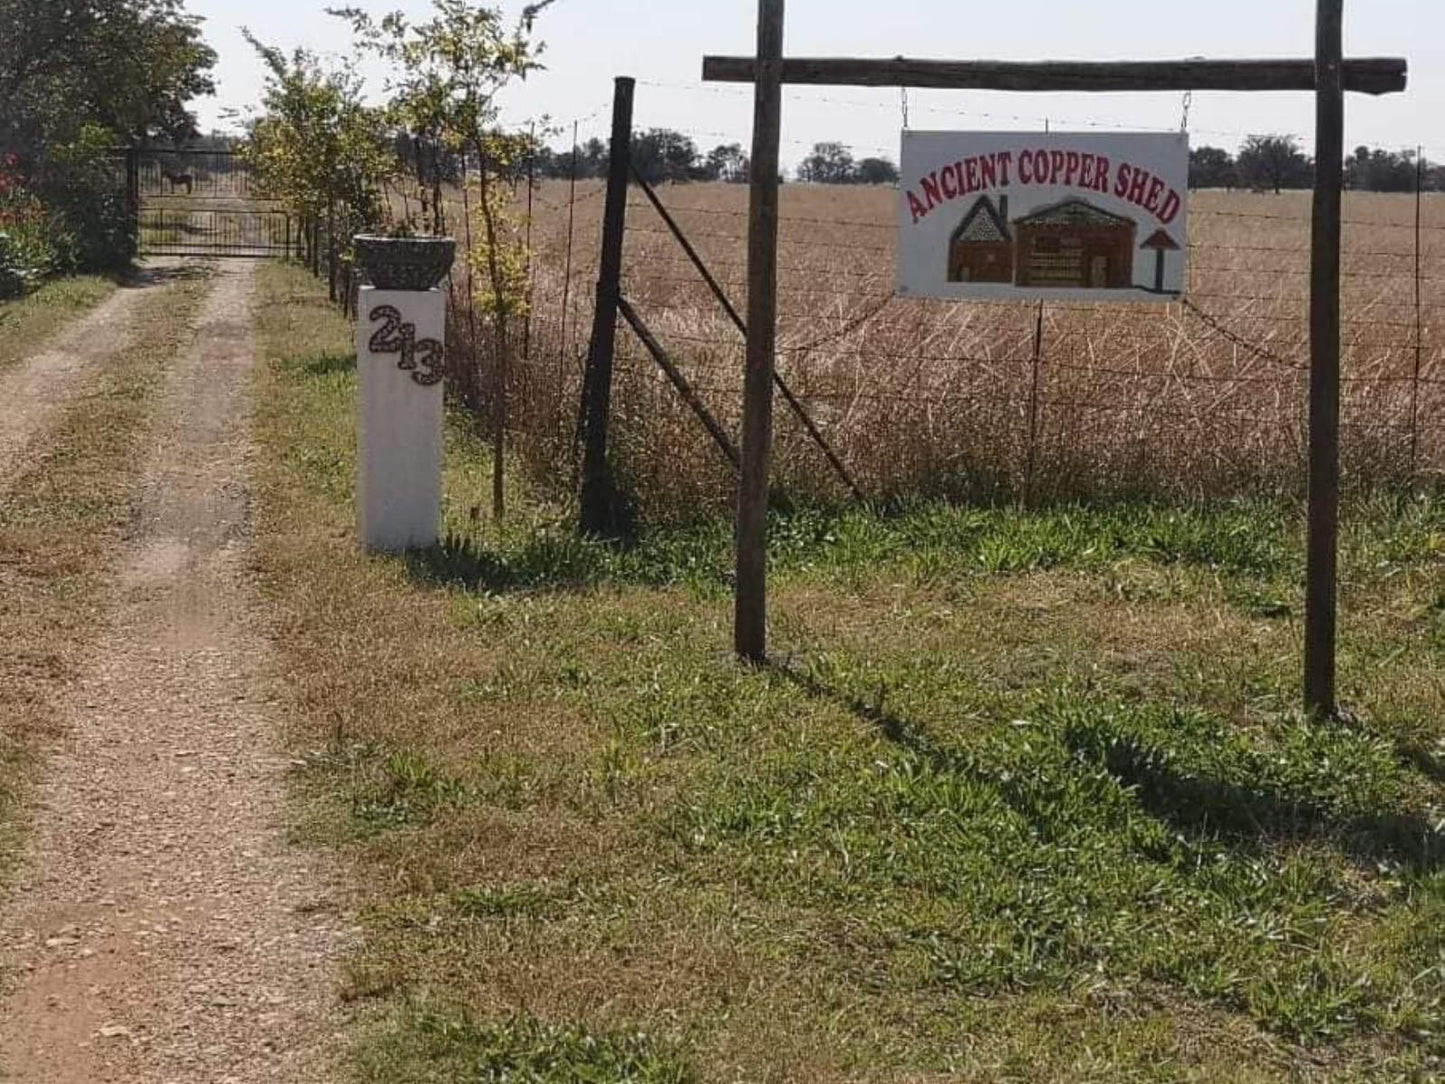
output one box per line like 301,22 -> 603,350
947,194 -> 1150,291
1014,198 -> 1136,289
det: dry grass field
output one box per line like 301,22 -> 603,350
448,181 -> 1444,519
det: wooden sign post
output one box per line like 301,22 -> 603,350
709,0 -> 1405,718
1306,0 -> 1346,716
735,0 -> 785,663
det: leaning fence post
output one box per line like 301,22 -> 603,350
579,76 -> 636,535
1023,300 -> 1046,505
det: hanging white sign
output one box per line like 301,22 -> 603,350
898,131 -> 1189,302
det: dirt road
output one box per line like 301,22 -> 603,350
0,265 -> 194,481
0,261 -> 342,1082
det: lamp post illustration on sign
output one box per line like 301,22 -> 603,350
898,132 -> 1189,302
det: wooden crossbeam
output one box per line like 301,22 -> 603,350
702,56 -> 1407,95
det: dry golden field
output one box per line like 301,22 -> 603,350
447,180 -> 1443,518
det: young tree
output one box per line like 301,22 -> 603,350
239,32 -> 392,254
798,141 -> 855,184
1236,135 -> 1312,194
331,0 -> 554,521
1188,146 -> 1237,190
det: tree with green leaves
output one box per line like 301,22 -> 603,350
632,129 -> 701,184
0,0 -> 215,150
330,0 -> 555,520
1189,146 -> 1237,190
705,143 -> 748,184
1237,135 -> 1312,194
1344,146 -> 1420,193
239,32 -> 393,268
853,156 -> 899,185
798,141 -> 856,184
0,0 -> 216,273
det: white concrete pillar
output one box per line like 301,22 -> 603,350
357,286 -> 445,552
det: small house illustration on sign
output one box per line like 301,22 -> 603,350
947,195 -> 1012,283
1140,228 -> 1182,294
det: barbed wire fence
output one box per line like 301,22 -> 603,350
294,86 -> 1442,516
545,122 -> 1440,514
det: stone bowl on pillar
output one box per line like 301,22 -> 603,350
354,235 -> 457,292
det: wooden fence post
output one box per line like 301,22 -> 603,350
1305,0 -> 1345,718
735,0 -> 785,663
1024,300 -> 1045,505
579,76 -> 636,535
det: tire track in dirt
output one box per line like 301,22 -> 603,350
0,263 -> 193,486
0,262 -> 345,1083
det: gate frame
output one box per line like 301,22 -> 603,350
705,0 -> 1407,719
128,146 -> 294,259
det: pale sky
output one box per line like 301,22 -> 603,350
189,0 -> 1439,166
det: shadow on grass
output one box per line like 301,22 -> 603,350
401,531 -> 624,595
1065,722 -> 1445,871
770,661 -> 1082,843
776,660 -> 1444,873
295,350 -> 355,378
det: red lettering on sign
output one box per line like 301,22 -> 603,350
1093,156 -> 1111,193
921,171 -> 943,212
964,157 -> 981,192
1127,166 -> 1149,206
1145,175 -> 1164,214
1064,151 -> 1081,186
1158,188 -> 1181,224
1019,152 -> 1033,185
907,190 -> 929,224
1049,150 -> 1065,183
996,152 -> 1013,186
1114,163 -> 1130,199
979,153 -> 997,189
940,164 -> 959,200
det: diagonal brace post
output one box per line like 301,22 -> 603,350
618,296 -> 742,470
631,169 -> 866,502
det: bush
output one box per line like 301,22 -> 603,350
0,189 -> 58,299
0,142 -> 135,296
47,185 -> 136,272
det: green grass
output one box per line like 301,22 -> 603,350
0,275 -> 117,371
254,262 -> 1445,1083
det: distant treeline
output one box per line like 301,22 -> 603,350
532,131 -> 898,186
533,129 -> 1442,194
1191,136 -> 1442,193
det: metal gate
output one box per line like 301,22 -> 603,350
130,149 -> 294,258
